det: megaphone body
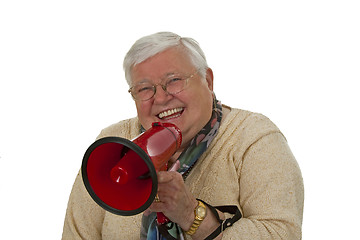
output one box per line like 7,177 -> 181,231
81,122 -> 182,224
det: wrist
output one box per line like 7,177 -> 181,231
182,199 -> 198,230
191,208 -> 225,240
184,200 -> 207,236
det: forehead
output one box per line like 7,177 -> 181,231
131,47 -> 195,83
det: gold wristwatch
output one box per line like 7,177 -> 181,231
185,200 -> 207,235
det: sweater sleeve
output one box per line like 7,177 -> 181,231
62,171 -> 105,240
211,111 -> 303,240
61,118 -> 139,239
223,131 -> 304,239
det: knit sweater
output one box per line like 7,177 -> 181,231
62,105 -> 304,239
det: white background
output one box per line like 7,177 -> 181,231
1,1 -> 359,239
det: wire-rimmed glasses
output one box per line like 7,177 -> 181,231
128,70 -> 199,101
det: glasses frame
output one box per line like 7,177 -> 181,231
128,69 -> 199,101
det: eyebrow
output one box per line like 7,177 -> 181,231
136,79 -> 152,84
138,68 -> 193,86
136,72 -> 181,84
164,71 -> 183,77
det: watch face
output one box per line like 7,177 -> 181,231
196,206 -> 207,219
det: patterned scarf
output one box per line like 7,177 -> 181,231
140,97 -> 223,240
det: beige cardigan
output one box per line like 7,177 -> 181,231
62,106 -> 304,239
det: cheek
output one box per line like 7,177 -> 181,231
135,102 -> 153,128
184,90 -> 213,122
188,88 -> 213,109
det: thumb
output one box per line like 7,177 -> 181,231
168,160 -> 180,172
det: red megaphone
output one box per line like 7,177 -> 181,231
81,122 -> 182,224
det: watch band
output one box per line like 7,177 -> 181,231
185,200 -> 207,235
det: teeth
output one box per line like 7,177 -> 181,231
158,108 -> 183,119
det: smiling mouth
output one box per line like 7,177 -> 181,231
158,107 -> 184,120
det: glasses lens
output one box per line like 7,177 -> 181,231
165,76 -> 187,94
132,83 -> 155,100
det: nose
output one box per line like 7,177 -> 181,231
153,84 -> 171,103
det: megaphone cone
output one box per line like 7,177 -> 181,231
81,122 -> 182,217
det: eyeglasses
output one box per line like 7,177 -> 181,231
128,70 -> 199,101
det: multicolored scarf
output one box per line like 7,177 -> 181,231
140,97 -> 223,240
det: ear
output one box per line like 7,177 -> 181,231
205,68 -> 214,91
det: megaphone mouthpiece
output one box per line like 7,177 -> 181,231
110,166 -> 128,184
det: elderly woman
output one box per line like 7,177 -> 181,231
62,32 -> 304,240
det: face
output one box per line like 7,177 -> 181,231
130,47 -> 214,149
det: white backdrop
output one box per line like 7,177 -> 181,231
1,1 -> 359,239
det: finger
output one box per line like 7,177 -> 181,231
157,171 -> 180,183
148,197 -> 166,212
168,160 -> 180,172
143,208 -> 153,216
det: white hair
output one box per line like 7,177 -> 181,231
123,32 -> 208,86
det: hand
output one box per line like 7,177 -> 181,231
147,167 -> 197,230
